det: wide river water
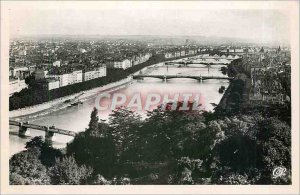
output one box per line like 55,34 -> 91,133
9,60 -> 230,156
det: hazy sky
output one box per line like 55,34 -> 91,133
7,2 -> 291,44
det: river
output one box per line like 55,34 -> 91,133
9,60 -> 231,156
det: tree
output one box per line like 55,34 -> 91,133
92,174 -> 111,185
255,117 -> 291,184
10,172 -> 29,185
170,157 -> 204,184
216,135 -> 258,171
67,107 -> 117,177
216,172 -> 252,185
9,148 -> 50,185
86,107 -> 99,135
108,107 -> 142,160
25,136 -> 45,149
210,115 -> 291,185
49,156 -> 93,185
24,74 -> 36,87
67,131 -> 117,178
25,136 -> 63,167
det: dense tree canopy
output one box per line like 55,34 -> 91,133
10,100 -> 291,185
10,148 -> 50,185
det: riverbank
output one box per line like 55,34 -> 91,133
10,77 -> 133,120
215,60 -> 251,115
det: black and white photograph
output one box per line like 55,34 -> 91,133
0,0 -> 299,194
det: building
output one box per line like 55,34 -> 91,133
18,50 -> 27,56
11,66 -> 28,78
49,73 -> 69,87
132,53 -> 152,66
94,66 -> 106,78
28,65 -> 37,73
9,68 -> 12,77
35,78 -> 60,91
83,66 -> 107,81
80,48 -> 87,53
188,50 -> 195,55
165,52 -> 174,59
48,70 -> 83,87
53,60 -> 61,67
35,70 -> 49,80
107,59 -> 131,70
250,66 -> 266,85
235,49 -> 244,53
9,78 -> 27,96
83,69 -> 96,81
46,79 -> 60,90
175,51 -> 181,57
180,51 -> 186,56
70,70 -> 83,84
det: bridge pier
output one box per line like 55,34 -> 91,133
18,122 -> 29,137
45,127 -> 54,146
199,76 -> 203,84
18,123 -> 27,137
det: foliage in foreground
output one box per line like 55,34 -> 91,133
10,104 -> 291,185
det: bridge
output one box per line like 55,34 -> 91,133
189,54 -> 241,60
9,120 -> 77,145
132,74 -> 234,82
191,57 -> 238,60
165,60 -> 230,67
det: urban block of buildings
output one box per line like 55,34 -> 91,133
9,78 -> 27,96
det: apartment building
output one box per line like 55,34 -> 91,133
48,70 -> 82,87
132,53 -> 152,66
165,52 -> 174,59
83,66 -> 107,81
94,66 -> 106,78
180,51 -> 186,56
47,79 -> 60,90
10,66 -> 29,78
107,59 -> 131,70
9,78 -> 27,96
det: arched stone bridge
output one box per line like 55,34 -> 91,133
132,74 -> 234,82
